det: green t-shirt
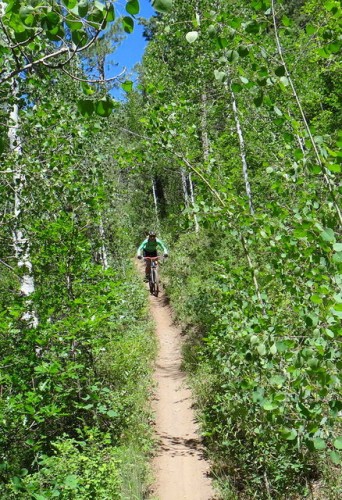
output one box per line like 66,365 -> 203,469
137,237 -> 168,256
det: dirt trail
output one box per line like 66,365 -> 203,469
149,291 -> 215,500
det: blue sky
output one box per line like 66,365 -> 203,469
108,0 -> 155,98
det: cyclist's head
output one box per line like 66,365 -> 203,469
148,231 -> 156,238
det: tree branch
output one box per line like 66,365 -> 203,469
61,66 -> 126,84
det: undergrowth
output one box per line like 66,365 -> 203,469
0,263 -> 156,499
162,230 -> 341,499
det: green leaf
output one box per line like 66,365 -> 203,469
66,16 -> 83,31
283,132 -> 294,143
270,343 -> 277,355
257,343 -> 266,356
320,228 -> 335,242
63,0 -> 77,8
306,24 -> 316,35
333,243 -> 342,252
64,475 -> 78,489
121,80 -> 133,92
281,16 -> 292,27
274,106 -> 282,116
152,0 -> 172,13
281,428 -> 298,440
231,83 -> 242,93
95,98 -> 114,117
332,252 -> 342,263
327,164 -> 341,173
254,93 -> 263,107
313,437 -> 326,450
227,50 -> 239,63
214,70 -> 226,82
78,0 -> 89,17
325,328 -> 335,338
72,29 -> 87,47
107,410 -> 118,417
186,31 -> 199,43
77,99 -> 94,116
106,3 -> 115,21
333,436 -> 342,449
275,66 -> 286,76
122,16 -> 134,33
126,0 -> 140,16
329,450 -> 341,464
280,76 -> 289,86
270,375 -> 285,387
214,37 -> 228,50
238,45 -> 249,57
263,401 -> 278,411
81,81 -> 95,95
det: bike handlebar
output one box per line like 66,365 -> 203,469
143,256 -> 160,261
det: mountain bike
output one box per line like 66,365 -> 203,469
144,256 -> 160,297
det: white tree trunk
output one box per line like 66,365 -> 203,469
181,169 -> 199,232
226,76 -> 255,215
152,178 -> 160,227
181,168 -> 190,207
271,0 -> 342,225
188,173 -> 199,233
99,219 -> 109,270
201,92 -> 210,162
9,80 -> 38,327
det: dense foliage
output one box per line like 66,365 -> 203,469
117,0 -> 341,497
0,1 -> 157,498
1,0 -> 341,498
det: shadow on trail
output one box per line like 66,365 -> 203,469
155,362 -> 183,380
156,432 -> 206,458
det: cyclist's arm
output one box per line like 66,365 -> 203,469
137,239 -> 147,257
156,238 -> 168,255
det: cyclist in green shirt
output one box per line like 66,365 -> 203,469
137,231 -> 168,281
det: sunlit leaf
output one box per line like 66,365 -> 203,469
313,437 -> 326,450
321,228 -> 335,242
95,98 -> 114,117
334,437 -> 342,450
152,0 -> 173,13
122,16 -> 134,33
186,31 -> 199,43
126,0 -> 140,16
121,80 -> 133,92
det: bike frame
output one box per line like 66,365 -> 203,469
144,256 -> 160,296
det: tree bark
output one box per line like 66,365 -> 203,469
225,73 -> 255,216
9,80 -> 38,327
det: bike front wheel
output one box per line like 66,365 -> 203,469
150,268 -> 159,297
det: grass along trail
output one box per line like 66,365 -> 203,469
149,289 -> 215,500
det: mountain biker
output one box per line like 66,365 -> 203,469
137,231 -> 168,281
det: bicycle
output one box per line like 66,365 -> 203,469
144,256 -> 160,297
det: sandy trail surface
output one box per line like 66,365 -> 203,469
149,290 -> 215,500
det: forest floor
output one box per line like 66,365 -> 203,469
147,284 -> 216,500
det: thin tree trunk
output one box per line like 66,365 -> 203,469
271,0 -> 342,225
181,169 -> 199,232
225,73 -> 255,215
99,219 -> 109,270
152,178 -> 160,227
200,92 -> 210,162
181,168 -> 190,207
188,173 -> 199,233
9,80 -> 38,327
